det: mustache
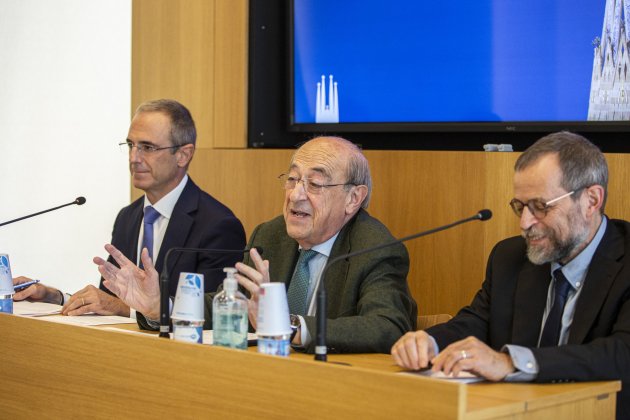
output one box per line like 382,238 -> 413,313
522,226 -> 545,240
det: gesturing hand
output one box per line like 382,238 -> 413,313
233,248 -> 270,329
94,244 -> 161,320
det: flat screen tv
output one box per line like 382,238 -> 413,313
248,0 -> 630,151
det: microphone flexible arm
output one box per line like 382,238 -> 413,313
314,209 -> 492,361
159,247 -> 262,338
0,197 -> 86,227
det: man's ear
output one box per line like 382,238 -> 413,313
583,184 -> 605,216
345,185 -> 368,215
176,144 -> 195,168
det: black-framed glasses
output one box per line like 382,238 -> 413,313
509,190 -> 578,219
119,140 -> 180,154
278,173 -> 356,195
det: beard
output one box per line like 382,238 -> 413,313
522,211 -> 590,265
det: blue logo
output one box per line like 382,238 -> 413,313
184,273 -> 202,290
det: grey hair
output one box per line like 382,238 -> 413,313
515,131 -> 608,212
344,142 -> 372,209
293,136 -> 373,209
135,99 -> 196,148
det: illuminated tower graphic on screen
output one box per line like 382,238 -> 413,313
315,74 -> 339,123
588,0 -> 630,120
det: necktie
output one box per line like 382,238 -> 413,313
287,249 -> 318,316
140,206 -> 161,268
539,268 -> 572,347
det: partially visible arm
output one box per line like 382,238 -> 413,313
301,243 -> 416,354
13,276 -> 62,304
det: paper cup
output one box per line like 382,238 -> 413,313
0,254 -> 13,295
0,254 -> 14,314
256,282 -> 291,336
172,319 -> 204,344
172,272 -> 204,322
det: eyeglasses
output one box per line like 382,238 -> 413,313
278,173 -> 356,195
119,141 -> 180,154
509,190 -> 579,219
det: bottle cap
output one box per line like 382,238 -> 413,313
223,267 -> 238,292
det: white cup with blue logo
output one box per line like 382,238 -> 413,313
171,272 -> 204,343
256,283 -> 292,356
0,254 -> 14,314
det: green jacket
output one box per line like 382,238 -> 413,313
205,209 -> 417,354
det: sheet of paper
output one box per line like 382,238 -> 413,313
101,327 -> 157,336
13,301 -> 62,316
37,314 -> 137,326
402,369 -> 485,383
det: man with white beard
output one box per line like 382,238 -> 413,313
391,131 -> 630,419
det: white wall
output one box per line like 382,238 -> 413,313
0,0 -> 131,293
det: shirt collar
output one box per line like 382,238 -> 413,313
551,215 -> 607,289
142,174 -> 188,219
299,231 -> 340,258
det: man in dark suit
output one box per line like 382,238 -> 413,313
98,136 -> 417,353
13,99 -> 245,317
391,132 -> 630,419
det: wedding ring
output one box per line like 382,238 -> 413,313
81,297 -> 85,306
461,350 -> 468,360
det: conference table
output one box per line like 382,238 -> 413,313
0,313 -> 620,419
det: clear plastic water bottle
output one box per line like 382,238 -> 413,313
212,267 -> 248,349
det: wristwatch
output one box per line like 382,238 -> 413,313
290,314 -> 301,342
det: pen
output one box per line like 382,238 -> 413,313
13,279 -> 41,291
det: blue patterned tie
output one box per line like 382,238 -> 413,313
539,268 -> 572,347
287,249 -> 318,316
140,206 -> 161,268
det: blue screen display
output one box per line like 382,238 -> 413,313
293,0 -> 610,124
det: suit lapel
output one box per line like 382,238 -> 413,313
272,234 -> 300,286
512,262 -> 551,346
569,223 -> 624,344
323,215 -> 355,311
121,199 -> 144,265
155,179 -> 198,277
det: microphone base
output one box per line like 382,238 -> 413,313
314,345 -> 327,362
159,324 -> 170,339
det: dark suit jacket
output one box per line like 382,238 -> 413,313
426,218 -> 630,419
201,209 -> 417,354
100,177 -> 246,297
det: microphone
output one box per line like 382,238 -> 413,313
158,246 -> 263,338
314,209 -> 492,361
0,196 -> 86,227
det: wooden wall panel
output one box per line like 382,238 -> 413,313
213,0 -> 248,148
132,0 -> 215,148
603,154 -> 630,220
366,151 -> 487,316
483,153 -> 521,260
132,0 -> 630,317
188,149 -> 292,235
